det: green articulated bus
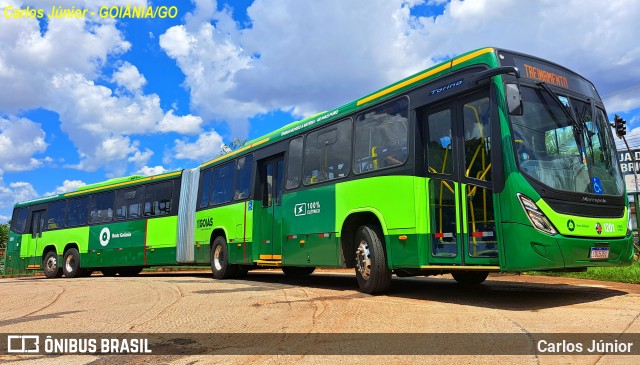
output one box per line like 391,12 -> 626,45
4,47 -> 635,293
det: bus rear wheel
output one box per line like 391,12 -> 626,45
282,266 -> 316,277
62,248 -> 81,278
43,251 -> 62,279
355,225 -> 391,294
211,236 -> 237,279
452,271 -> 489,286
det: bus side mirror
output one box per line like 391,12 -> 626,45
506,83 -> 523,116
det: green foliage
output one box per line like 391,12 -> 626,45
0,223 -> 8,250
529,262 -> 640,284
219,137 -> 248,156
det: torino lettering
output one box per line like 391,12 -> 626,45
99,5 -> 178,19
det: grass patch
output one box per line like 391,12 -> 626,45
528,261 -> 640,284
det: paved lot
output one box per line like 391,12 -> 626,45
0,269 -> 639,364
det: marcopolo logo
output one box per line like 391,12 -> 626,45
99,227 -> 111,247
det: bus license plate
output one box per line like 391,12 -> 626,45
590,247 -> 609,260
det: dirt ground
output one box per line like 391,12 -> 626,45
0,269 -> 639,364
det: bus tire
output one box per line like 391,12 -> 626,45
355,225 -> 391,294
43,251 -> 63,279
452,271 -> 489,286
62,248 -> 81,278
101,268 -> 118,276
119,267 -> 143,277
211,236 -> 237,279
282,266 -> 316,277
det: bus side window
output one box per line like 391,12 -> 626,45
354,97 -> 409,174
67,197 -> 89,227
89,192 -> 115,224
303,119 -> 352,185
199,170 -> 212,208
144,181 -> 173,216
10,207 -> 29,234
46,200 -> 67,229
234,154 -> 254,200
286,137 -> 303,189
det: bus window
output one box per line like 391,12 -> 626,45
234,155 -> 253,200
10,207 -> 29,234
463,97 -> 491,181
199,169 -> 212,208
286,137 -> 303,189
115,187 -> 144,220
89,192 -> 114,224
303,118 -> 352,185
354,97 -> 409,174
212,161 -> 235,205
46,200 -> 67,229
67,197 -> 89,227
426,109 -> 454,175
144,181 -> 173,216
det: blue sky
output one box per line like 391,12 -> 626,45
1,0 -> 640,222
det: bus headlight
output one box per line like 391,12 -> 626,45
517,193 -> 558,235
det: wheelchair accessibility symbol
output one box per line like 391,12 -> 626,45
592,177 -> 603,195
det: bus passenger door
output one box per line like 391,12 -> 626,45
27,210 -> 46,269
257,156 -> 285,262
424,90 -> 499,266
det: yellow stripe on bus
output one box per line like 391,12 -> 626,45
451,47 -> 494,66
356,47 -> 494,107
64,171 -> 182,196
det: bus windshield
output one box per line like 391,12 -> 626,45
510,85 -> 624,196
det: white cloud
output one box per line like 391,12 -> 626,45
173,130 -> 223,161
112,62 -> 147,93
0,180 -> 39,214
0,117 -> 48,171
161,0 -> 640,129
49,73 -> 203,173
0,1 -> 205,174
136,165 -> 169,176
44,179 -> 86,196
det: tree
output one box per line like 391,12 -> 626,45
0,223 -> 8,250
219,137 -> 247,156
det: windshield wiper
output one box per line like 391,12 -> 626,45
536,82 -> 582,133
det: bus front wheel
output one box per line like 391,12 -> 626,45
452,271 -> 489,286
62,248 -> 81,278
211,236 -> 237,279
43,251 -> 63,279
355,225 -> 391,294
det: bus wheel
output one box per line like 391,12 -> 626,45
452,271 -> 489,286
43,251 -> 62,279
211,236 -> 237,279
101,268 -> 118,276
119,267 -> 143,277
282,266 -> 316,277
62,248 -> 81,278
355,225 -> 391,294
